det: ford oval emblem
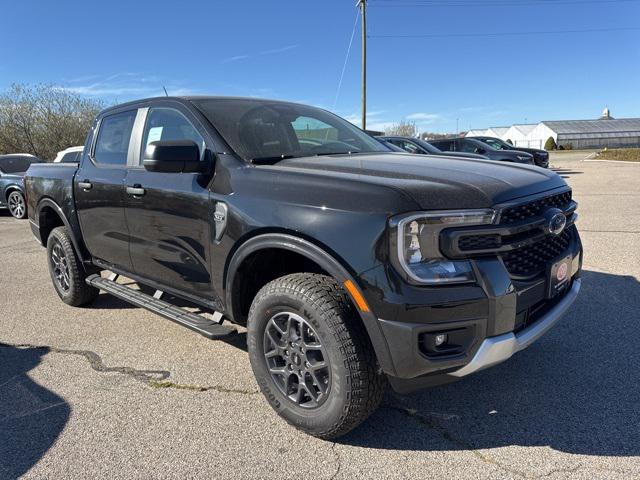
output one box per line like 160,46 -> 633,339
544,208 -> 567,235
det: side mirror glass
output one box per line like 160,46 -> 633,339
143,140 -> 202,173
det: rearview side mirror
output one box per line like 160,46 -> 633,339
475,147 -> 486,155
143,140 -> 203,173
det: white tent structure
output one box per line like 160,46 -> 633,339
466,129 -> 488,137
465,109 -> 640,150
486,127 -> 509,138
503,124 -> 537,148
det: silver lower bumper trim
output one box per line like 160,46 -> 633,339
450,278 -> 582,378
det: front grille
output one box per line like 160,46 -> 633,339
500,191 -> 572,224
459,234 -> 501,251
501,227 -> 573,278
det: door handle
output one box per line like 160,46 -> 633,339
126,185 -> 146,196
78,180 -> 92,191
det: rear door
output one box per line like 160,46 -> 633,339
123,104 -> 214,298
75,109 -> 137,271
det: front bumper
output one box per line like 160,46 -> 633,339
358,226 -> 582,393
450,278 -> 580,377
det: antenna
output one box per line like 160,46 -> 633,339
163,86 -> 169,97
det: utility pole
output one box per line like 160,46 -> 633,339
358,0 -> 367,131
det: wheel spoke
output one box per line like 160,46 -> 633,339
263,311 -> 331,409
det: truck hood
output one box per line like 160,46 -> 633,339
279,152 -> 565,210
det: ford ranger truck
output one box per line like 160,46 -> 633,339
24,97 -> 582,439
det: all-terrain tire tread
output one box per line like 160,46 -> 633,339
249,273 -> 385,439
48,226 -> 98,307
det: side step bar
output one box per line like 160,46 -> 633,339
86,274 -> 237,339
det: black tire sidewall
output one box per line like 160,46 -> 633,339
46,228 -> 82,302
248,289 -> 354,434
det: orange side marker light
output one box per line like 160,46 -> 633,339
343,279 -> 370,313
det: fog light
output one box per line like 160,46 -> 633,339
434,334 -> 448,347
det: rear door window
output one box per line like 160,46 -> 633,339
0,156 -> 34,173
93,110 -> 137,166
61,151 -> 80,163
433,140 -> 453,151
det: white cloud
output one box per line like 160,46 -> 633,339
56,73 -> 199,99
260,44 -> 299,55
406,112 -> 441,123
221,54 -> 250,64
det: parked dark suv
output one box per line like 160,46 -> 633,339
25,96 -> 581,439
470,136 -> 549,168
380,136 -> 489,160
430,137 -> 535,165
0,153 -> 39,218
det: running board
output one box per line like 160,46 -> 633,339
86,274 -> 237,339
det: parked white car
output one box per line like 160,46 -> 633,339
53,146 -> 83,163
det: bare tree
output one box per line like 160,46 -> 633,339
0,84 -> 105,160
385,120 -> 417,137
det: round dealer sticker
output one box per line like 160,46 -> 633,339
557,263 -> 568,282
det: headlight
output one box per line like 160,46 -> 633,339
393,210 -> 496,284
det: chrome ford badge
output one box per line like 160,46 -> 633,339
544,208 -> 567,235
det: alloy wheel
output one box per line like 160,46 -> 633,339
51,242 -> 71,292
263,311 -> 331,408
8,192 -> 25,218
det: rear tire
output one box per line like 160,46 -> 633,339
7,191 -> 27,219
247,273 -> 384,439
47,226 -> 99,306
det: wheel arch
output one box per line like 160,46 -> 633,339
225,232 -> 396,375
4,184 -> 24,201
35,198 -> 89,264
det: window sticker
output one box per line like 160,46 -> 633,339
146,126 -> 163,146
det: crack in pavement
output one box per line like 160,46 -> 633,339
329,442 -> 342,480
385,404 -> 638,479
385,404 -> 530,478
0,342 -> 258,396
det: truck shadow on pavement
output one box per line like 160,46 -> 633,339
0,344 -> 70,479
341,269 -> 640,458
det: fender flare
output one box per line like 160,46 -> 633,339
35,198 -> 88,263
225,233 -> 396,375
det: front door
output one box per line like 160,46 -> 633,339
75,110 -> 137,271
124,106 -> 213,298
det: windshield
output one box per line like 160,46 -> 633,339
414,139 -> 442,154
192,99 -> 387,162
482,138 -> 510,150
0,156 -> 34,173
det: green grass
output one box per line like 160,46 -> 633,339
597,148 -> 640,162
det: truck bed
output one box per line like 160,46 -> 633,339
24,162 -> 79,244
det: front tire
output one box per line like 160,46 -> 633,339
247,273 -> 384,439
7,191 -> 27,219
47,226 -> 99,306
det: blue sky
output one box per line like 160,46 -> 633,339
1,0 -> 638,133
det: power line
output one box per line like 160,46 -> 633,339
332,10 -> 360,110
369,0 -> 639,6
368,26 -> 640,38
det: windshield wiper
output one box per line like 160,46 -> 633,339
250,154 -> 298,165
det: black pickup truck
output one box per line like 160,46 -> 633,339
25,96 -> 582,439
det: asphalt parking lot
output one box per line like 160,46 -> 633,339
1,151 -> 639,479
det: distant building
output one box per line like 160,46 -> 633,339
466,108 -> 640,149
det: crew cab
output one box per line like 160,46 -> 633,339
25,96 -> 582,439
